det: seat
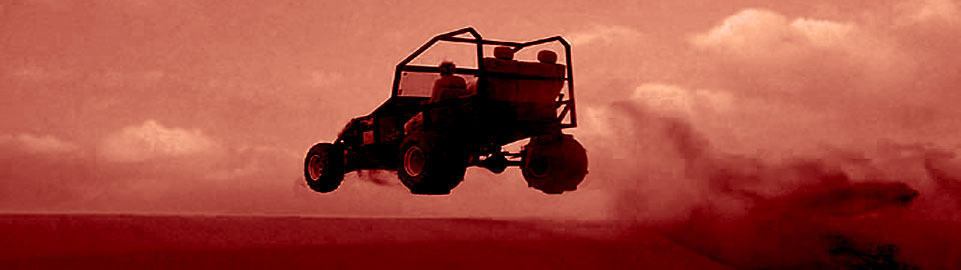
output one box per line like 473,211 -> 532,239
516,61 -> 565,103
430,76 -> 468,103
482,49 -> 565,104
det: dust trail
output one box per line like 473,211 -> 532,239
354,170 -> 401,186
583,101 -> 961,269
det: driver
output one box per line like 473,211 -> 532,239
405,61 -> 471,135
429,61 -> 470,103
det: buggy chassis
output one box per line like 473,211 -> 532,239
304,27 -> 587,195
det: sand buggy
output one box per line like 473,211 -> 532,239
304,27 -> 587,195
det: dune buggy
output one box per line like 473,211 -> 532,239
304,27 -> 587,195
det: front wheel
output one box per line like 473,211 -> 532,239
304,143 -> 345,193
397,132 -> 468,195
522,134 -> 588,194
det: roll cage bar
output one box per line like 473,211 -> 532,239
389,27 -> 577,128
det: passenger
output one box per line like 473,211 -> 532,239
429,61 -> 470,103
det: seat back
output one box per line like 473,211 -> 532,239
430,76 -> 469,103
481,58 -> 565,104
482,57 -> 520,101
516,62 -> 565,103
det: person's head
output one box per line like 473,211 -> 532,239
439,61 -> 456,76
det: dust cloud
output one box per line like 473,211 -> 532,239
579,98 -> 961,268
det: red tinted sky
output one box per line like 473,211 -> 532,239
2,0 -> 960,219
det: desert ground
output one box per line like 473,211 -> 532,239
0,214 -> 727,269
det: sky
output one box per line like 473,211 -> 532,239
2,0 -> 961,222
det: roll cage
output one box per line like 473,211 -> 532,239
389,27 -> 577,128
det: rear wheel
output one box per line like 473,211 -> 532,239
398,132 -> 468,195
304,143 -> 345,193
522,134 -> 588,194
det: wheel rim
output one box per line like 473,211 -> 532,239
528,156 -> 550,178
308,154 -> 325,181
404,146 -> 425,177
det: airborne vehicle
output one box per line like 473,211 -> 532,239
304,27 -> 587,195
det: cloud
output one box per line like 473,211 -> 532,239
789,18 -> 856,47
0,133 -> 90,209
692,9 -> 794,53
691,8 -> 858,58
15,134 -> 79,154
896,0 -> 961,25
674,6 -> 961,152
7,66 -> 75,82
566,24 -> 645,46
0,133 -> 78,154
99,120 -> 217,163
203,145 -> 300,181
0,122 -> 309,213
